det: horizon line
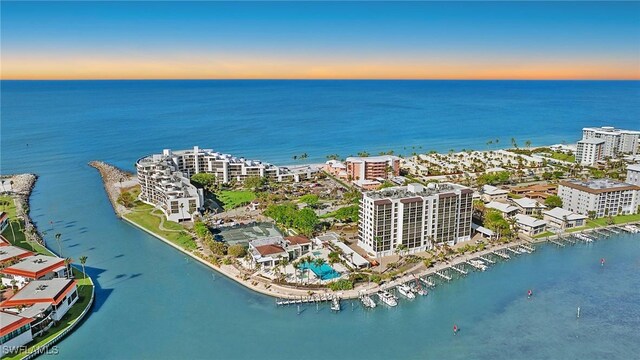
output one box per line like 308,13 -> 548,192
2,78 -> 639,81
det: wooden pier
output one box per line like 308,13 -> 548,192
493,250 -> 510,259
506,247 -> 520,255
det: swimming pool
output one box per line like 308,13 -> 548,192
298,261 -> 341,280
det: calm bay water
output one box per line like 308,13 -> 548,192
1,80 -> 639,359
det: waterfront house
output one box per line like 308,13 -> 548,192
480,185 -> 508,202
0,311 -> 33,356
1,255 -> 67,289
283,236 -> 312,258
0,278 -> 78,322
0,212 -> 8,234
485,201 -> 519,218
514,214 -> 547,236
0,246 -> 33,266
510,197 -> 546,216
248,237 -> 290,268
542,208 -> 587,230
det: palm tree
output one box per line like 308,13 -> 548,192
511,138 -> 518,149
64,257 -> 73,279
79,256 -> 88,279
54,233 -> 63,257
525,140 -> 532,149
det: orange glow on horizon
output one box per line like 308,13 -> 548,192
2,55 -> 639,80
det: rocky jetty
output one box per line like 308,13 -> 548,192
88,161 -> 135,216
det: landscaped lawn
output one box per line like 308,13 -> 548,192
124,203 -> 196,250
549,151 -> 575,163
534,231 -> 554,238
215,190 -> 256,210
587,213 -> 640,226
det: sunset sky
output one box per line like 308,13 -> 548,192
2,1 -> 639,80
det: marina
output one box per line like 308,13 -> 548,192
275,223 -> 640,314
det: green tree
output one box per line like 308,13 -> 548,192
79,255 -> 88,279
244,176 -> 265,191
228,244 -> 247,258
299,194 -> 319,207
544,195 -> 563,209
191,173 -> 217,191
117,191 -> 136,208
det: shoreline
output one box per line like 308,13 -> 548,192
88,160 -> 639,301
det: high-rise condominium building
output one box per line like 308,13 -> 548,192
358,183 -> 473,257
558,179 -> 640,218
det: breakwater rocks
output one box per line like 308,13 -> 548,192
0,173 -> 44,245
88,161 -> 134,216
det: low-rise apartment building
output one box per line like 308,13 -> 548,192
358,183 -> 473,257
1,255 -> 67,289
558,179 -> 640,218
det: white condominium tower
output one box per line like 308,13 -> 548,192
581,126 -> 640,158
358,183 -> 473,257
136,146 -> 284,222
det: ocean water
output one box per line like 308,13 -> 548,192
1,80 -> 639,359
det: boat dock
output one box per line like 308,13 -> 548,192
548,237 -> 566,247
493,250 -> 510,259
520,244 -> 535,252
419,277 -> 435,288
451,264 -> 468,275
506,247 -> 520,255
276,294 -> 338,306
435,271 -> 452,282
479,256 -> 495,264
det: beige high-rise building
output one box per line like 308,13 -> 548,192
358,183 -> 473,257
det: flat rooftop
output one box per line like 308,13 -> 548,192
365,183 -> 469,200
0,278 -> 76,307
560,179 -> 640,193
1,255 -> 65,277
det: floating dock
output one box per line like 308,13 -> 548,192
420,277 -> 435,287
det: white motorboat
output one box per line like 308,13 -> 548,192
470,259 -> 488,271
397,284 -> 416,299
360,294 -> 376,308
331,297 -> 341,312
377,291 -> 398,307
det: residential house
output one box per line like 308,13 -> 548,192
542,207 -> 587,230
514,214 -> 547,236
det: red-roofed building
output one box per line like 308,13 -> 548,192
284,235 -> 312,257
1,279 -> 78,321
0,246 -> 33,266
1,255 -> 67,289
0,312 -> 34,356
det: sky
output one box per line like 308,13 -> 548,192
1,1 -> 639,80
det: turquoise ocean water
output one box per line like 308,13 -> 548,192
1,80 -> 639,359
